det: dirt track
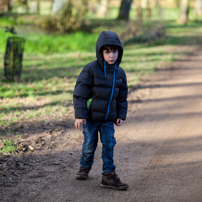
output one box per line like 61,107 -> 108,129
1,46 -> 202,202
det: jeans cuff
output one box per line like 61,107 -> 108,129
102,168 -> 115,175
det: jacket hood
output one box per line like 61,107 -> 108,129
96,31 -> 123,69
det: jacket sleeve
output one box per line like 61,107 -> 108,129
73,65 -> 93,119
116,72 -> 128,120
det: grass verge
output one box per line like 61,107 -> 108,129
0,139 -> 16,155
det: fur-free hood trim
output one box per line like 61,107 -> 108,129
96,31 -> 123,69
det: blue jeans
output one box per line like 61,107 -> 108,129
80,121 -> 116,174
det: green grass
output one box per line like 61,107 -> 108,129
0,29 -> 98,54
0,139 -> 16,155
0,16 -> 98,54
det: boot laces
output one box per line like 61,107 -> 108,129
111,173 -> 121,183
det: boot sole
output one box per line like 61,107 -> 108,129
101,184 -> 129,190
76,174 -> 88,180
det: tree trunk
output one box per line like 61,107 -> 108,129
174,0 -> 181,8
7,0 -> 12,12
51,0 -> 68,15
141,0 -> 148,8
117,0 -> 133,20
141,0 -> 151,19
146,7 -> 151,19
155,0 -> 160,18
50,0 -> 54,13
25,0 -> 29,13
194,0 -> 202,17
37,0 -> 40,14
178,0 -> 190,24
88,0 -> 98,16
136,7 -> 143,22
97,0 -> 109,18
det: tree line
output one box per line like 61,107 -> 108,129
1,0 -> 202,32
118,0 -> 202,23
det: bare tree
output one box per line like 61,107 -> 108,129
141,0 -> 151,19
50,0 -> 54,12
88,0 -> 99,16
51,0 -> 67,15
7,0 -> 12,12
155,0 -> 161,18
24,0 -> 29,13
48,0 -> 89,33
136,6 -> 143,22
194,0 -> 202,18
178,0 -> 190,24
141,0 -> 148,9
117,0 -> 133,20
97,0 -> 109,18
174,0 -> 181,8
16,0 -> 29,13
36,0 -> 40,14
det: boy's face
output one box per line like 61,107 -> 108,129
103,49 -> 118,65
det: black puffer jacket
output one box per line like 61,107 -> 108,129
73,31 -> 128,122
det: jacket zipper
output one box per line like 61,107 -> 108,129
104,64 -> 117,120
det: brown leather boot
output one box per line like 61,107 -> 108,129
101,171 -> 129,190
76,167 -> 91,180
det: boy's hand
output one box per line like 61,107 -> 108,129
115,118 -> 123,126
74,119 -> 86,130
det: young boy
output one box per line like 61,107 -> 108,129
73,31 -> 128,190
